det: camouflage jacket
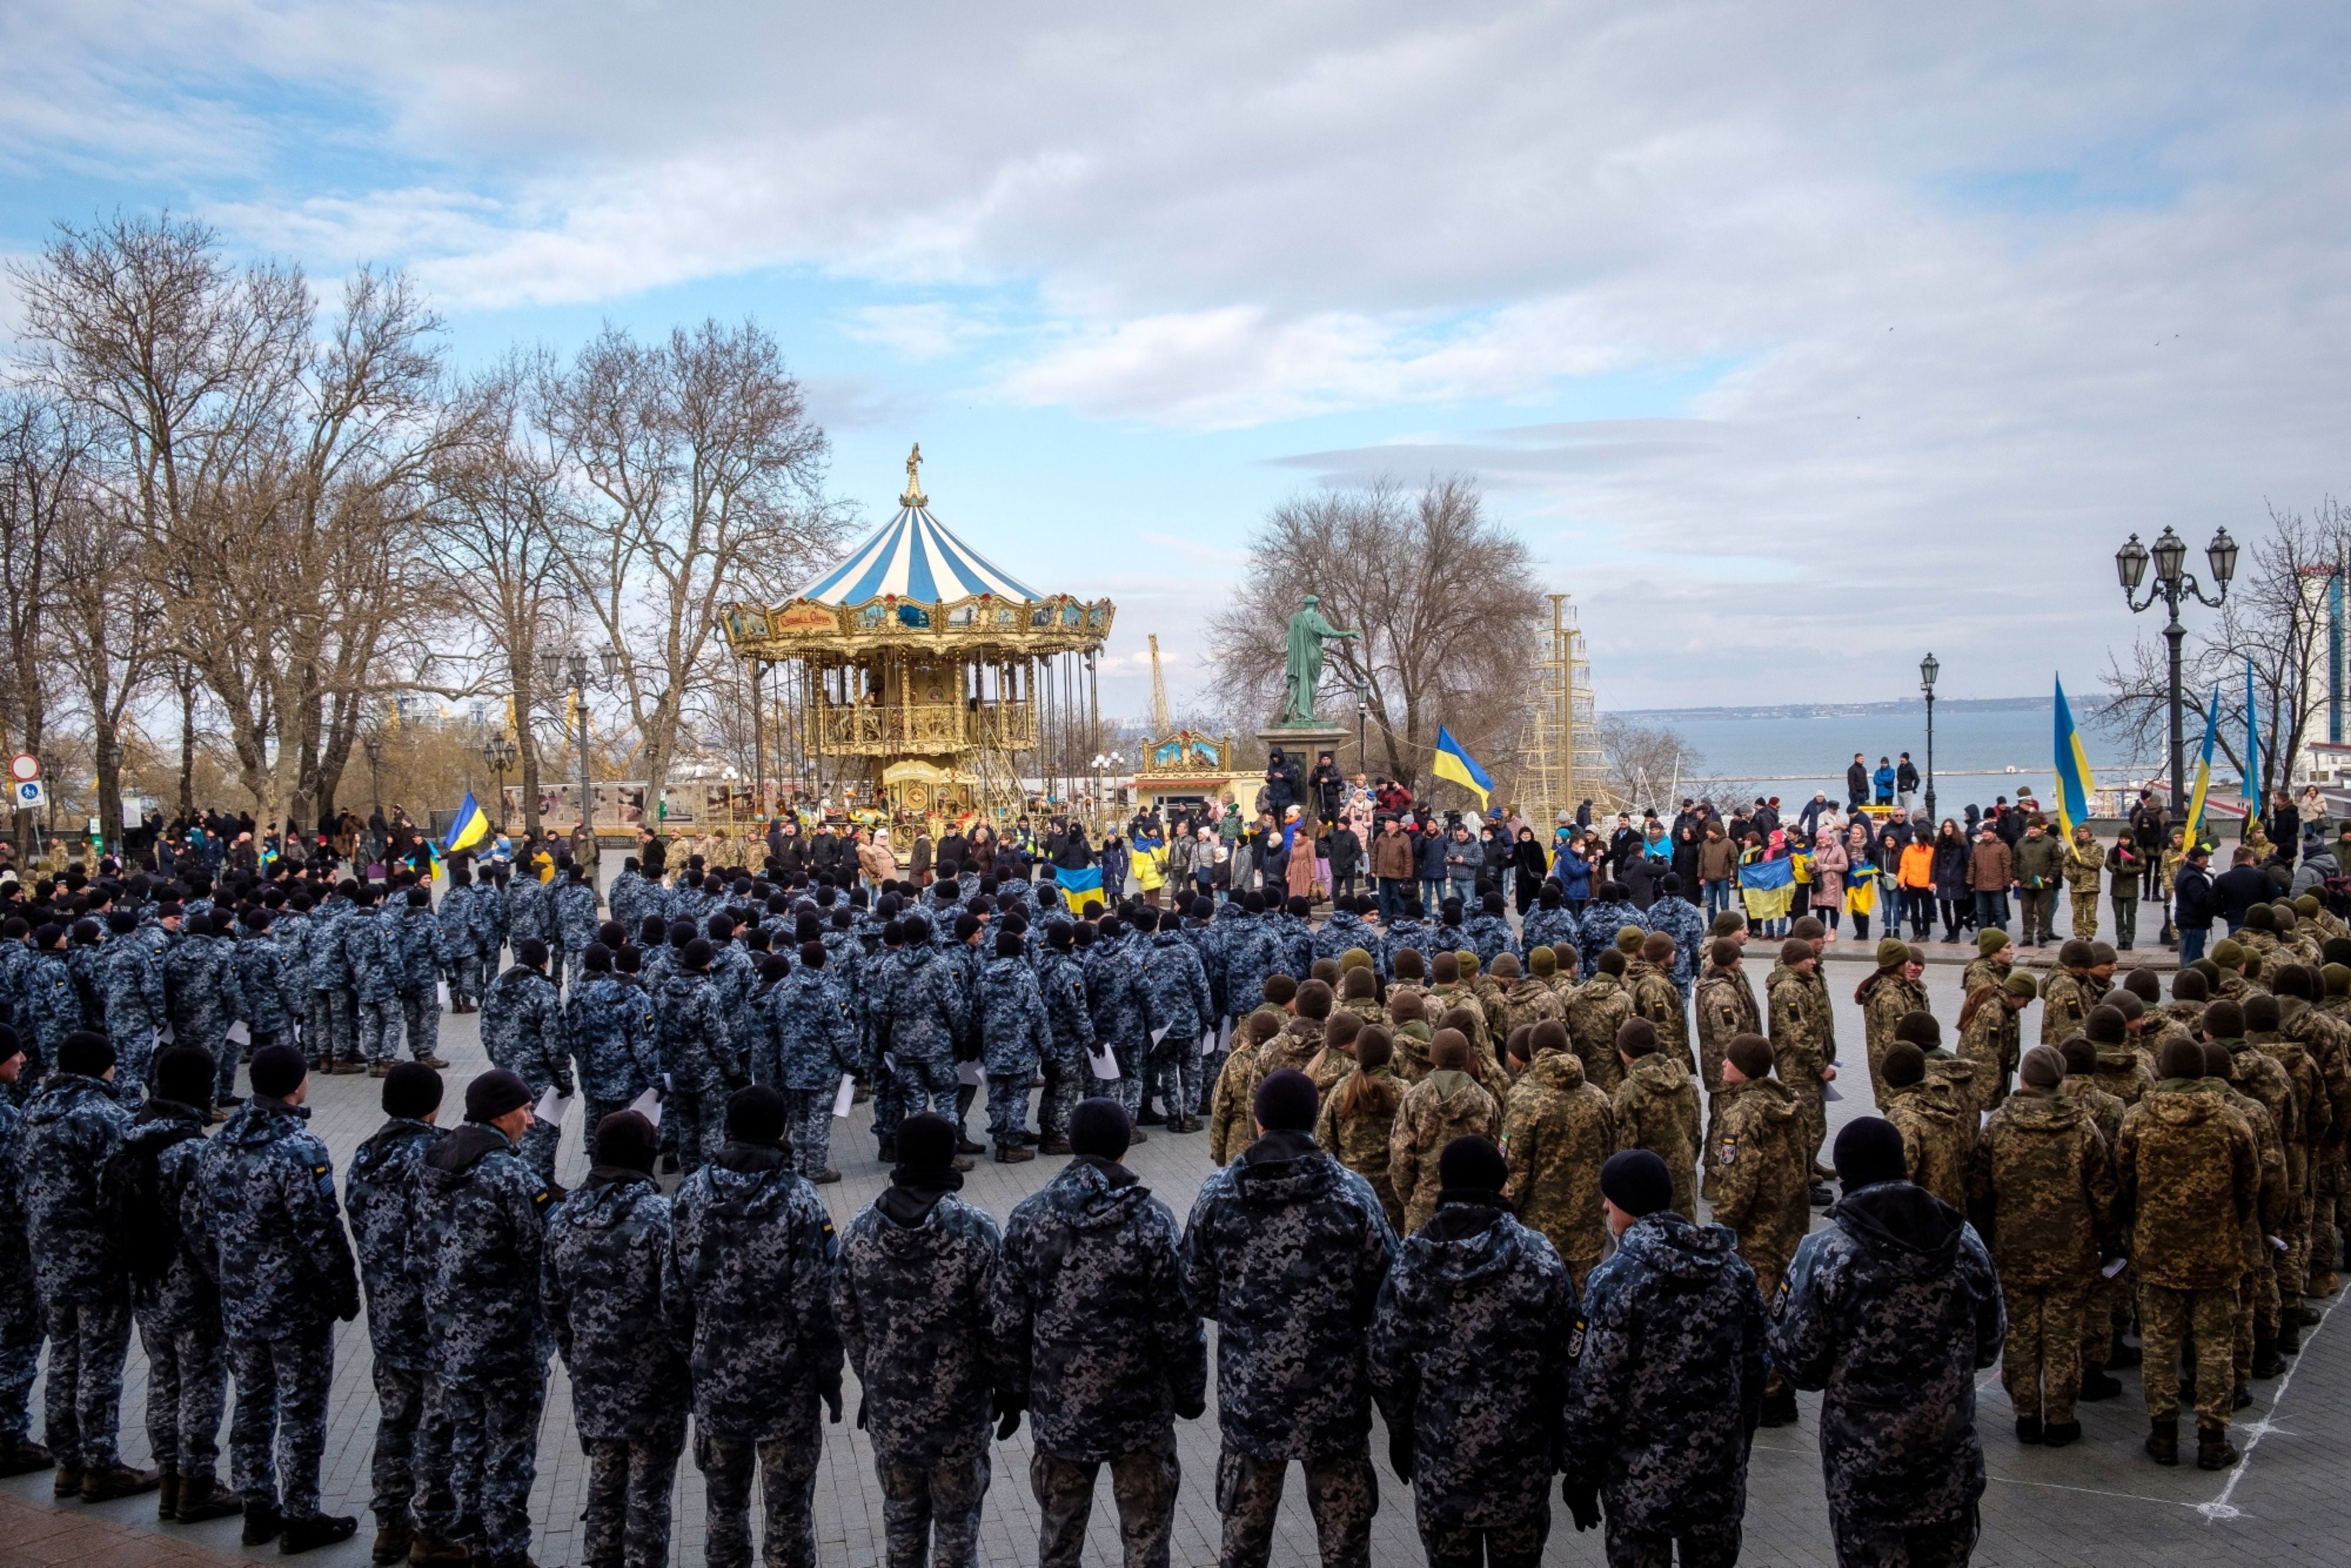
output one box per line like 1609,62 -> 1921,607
1695,965 -> 1761,1096
345,1116 -> 440,1368
566,974 -> 662,1105
1971,1088 -> 2115,1286
1138,932 -> 1215,1051
232,936 -> 302,1034
405,1124 -> 552,1384
1627,960 -> 1690,1073
543,1171 -> 690,1443
340,910 -> 399,1005
1578,901 -> 1647,979
1390,1072 -> 1506,1236
381,902 -> 443,992
101,938 -> 169,1035
188,1097 -> 359,1339
664,1142 -> 841,1440
1565,972 -> 1633,1095
1614,1052 -> 1704,1219
1767,965 -> 1831,1088
1953,991 -> 2020,1115
1769,1182 -> 2002,1533
889,944 -> 971,1068
550,881 -> 601,951
977,956 -> 1053,1079
1370,1201 -> 1576,1528
112,1098 -> 213,1332
1561,1212 -> 1764,1534
483,965 -> 575,1095
2116,1081 -> 2259,1290
1882,1077 -> 1976,1215
303,901 -> 351,988
504,878 -> 552,946
836,1182 -> 1003,1463
1219,917 -> 1288,1025
1178,1131 -> 1397,1459
1081,941 -> 1145,1051
1036,950 -> 1097,1067
1501,1049 -> 1614,1272
1646,898 -> 1707,989
1707,1076 -> 1809,1248
0,1098 -> 35,1344
767,967 -> 859,1092
991,1158 -> 1206,1463
18,1072 -> 132,1302
2039,968 -> 2094,1048
435,885 -> 487,961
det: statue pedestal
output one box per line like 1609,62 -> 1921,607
1257,721 -> 1350,758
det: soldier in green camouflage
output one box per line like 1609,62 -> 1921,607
1500,1019 -> 1615,1290
2040,940 -> 2099,1048
1611,1018 -> 1702,1220
2198,1038 -> 2287,1389
1705,1033 -> 1809,1426
1956,972 -> 2035,1117
1389,1030 -> 1504,1234
1565,950 -> 1634,1097
1314,1027 -> 1406,1232
1963,928 -> 2015,998
2063,825 -> 2104,943
1855,938 -> 1928,1108
1627,933 -> 1691,1076
1765,940 -> 1836,1192
1878,1043 -> 1975,1213
2085,1005 -> 2156,1107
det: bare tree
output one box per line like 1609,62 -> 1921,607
544,319 -> 843,809
46,477 -> 166,845
2100,499 -> 2349,807
0,391 -> 77,856
1207,475 -> 1542,798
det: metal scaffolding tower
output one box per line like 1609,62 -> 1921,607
1514,593 -> 1608,827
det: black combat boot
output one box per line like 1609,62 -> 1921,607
2078,1367 -> 2124,1400
2014,1416 -> 2043,1444
2253,1325 -> 2286,1379
2279,1314 -> 2303,1355
0,1437 -> 51,1479
2042,1419 -> 2082,1447
2196,1425 -> 2241,1470
2106,1334 -> 2142,1369
370,1514 -> 415,1566
2145,1417 -> 2179,1466
280,1512 -> 360,1554
244,1499 -> 285,1546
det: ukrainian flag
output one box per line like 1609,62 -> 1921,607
2242,656 -> 2263,820
1052,865 -> 1105,896
1431,726 -> 1493,807
2185,687 -> 2219,847
2052,677 -> 2095,840
442,791 -> 490,855
1738,855 -> 1796,921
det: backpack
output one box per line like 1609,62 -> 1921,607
101,1119 -> 205,1287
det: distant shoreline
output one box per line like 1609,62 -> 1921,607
1608,696 -> 2065,722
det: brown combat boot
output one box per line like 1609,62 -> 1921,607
994,1142 -> 1036,1164
81,1460 -> 163,1503
2145,1417 -> 2179,1466
157,1468 -> 179,1520
176,1473 -> 244,1523
2196,1425 -> 2241,1470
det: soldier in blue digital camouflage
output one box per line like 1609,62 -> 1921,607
1645,878 -> 1709,1003
664,1085 -> 844,1568
836,1110 -> 1006,1568
385,885 -> 450,1068
1464,891 -> 1517,971
1578,885 -> 1647,981
1522,882 -> 1581,962
656,937 -> 740,1176
1084,915 -> 1148,1121
438,862 -> 489,1012
480,937 -> 575,1191
185,1042 -> 362,1551
100,908 -> 168,1097
337,885 -> 403,1072
606,857 -> 654,936
476,867 -> 513,983
1559,1149 -> 1765,1566
978,927 -> 1051,1164
343,1062 -> 443,1565
1179,1068 -> 1397,1568
552,862 -> 601,992
505,866 -> 552,969
566,943 -> 662,1132
1770,1118 -> 2005,1566
111,1047 -> 242,1523
545,1111 -> 689,1568
1136,907 -> 1215,1137
860,916 -> 910,1161
18,1030 -> 149,1501
231,908 -> 303,1067
1314,894 -> 1383,974
1033,922 -> 1098,1155
176,912 -> 253,1104
0,1028 -> 45,1479
888,918 -> 972,1137
767,941 -> 859,1182
991,1098 -> 1204,1567
706,911 -> 760,1022
303,883 -> 360,1072
405,1069 -> 553,1568
1371,1134 -> 1577,1568
24,923 -> 86,1084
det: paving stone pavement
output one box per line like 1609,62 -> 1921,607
4,947 -> 2346,1565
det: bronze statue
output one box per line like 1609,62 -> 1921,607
1281,595 -> 1358,725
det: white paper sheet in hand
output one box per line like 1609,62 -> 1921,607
626,1087 -> 662,1129
225,1021 -> 250,1047
2100,1256 -> 2130,1279
833,1074 -> 857,1118
438,981 -> 450,1008
1087,1044 -> 1121,1081
1822,1082 -> 1842,1102
957,1061 -> 986,1087
533,1087 -> 576,1127
1149,1024 -> 1171,1047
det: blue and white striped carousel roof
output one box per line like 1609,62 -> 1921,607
794,506 -> 1042,606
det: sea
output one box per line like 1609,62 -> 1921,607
1606,697 -> 2168,816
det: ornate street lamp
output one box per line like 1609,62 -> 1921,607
2118,527 -> 2235,814
1919,653 -> 1939,824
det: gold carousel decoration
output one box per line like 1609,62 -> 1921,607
722,446 -> 1114,822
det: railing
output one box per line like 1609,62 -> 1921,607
813,700 -> 1036,753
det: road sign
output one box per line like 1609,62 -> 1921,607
12,780 -> 44,809
8,754 -> 38,783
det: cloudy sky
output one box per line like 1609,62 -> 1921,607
4,2 -> 2346,718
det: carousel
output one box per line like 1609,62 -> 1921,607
720,446 -> 1114,825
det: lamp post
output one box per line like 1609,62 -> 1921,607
362,734 -> 383,815
480,735 -> 518,828
1357,687 -> 1370,774
2116,526 -> 2237,814
1919,653 -> 1939,825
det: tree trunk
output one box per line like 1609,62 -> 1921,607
177,678 -> 197,816
93,719 -> 123,853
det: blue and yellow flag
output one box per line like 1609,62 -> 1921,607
2052,677 -> 2095,839
1737,855 -> 1796,921
442,791 -> 490,855
2242,656 -> 2263,820
2186,687 -> 2219,848
1431,726 -> 1493,807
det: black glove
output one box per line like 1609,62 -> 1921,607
820,1380 -> 843,1425
1562,1480 -> 1601,1532
1174,1392 -> 1207,1422
1388,1422 -> 1413,1483
993,1390 -> 1025,1441
856,1396 -> 868,1431
334,1285 -> 361,1324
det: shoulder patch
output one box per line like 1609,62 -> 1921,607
532,1186 -> 553,1210
312,1162 -> 336,1199
1717,1137 -> 1738,1165
1771,1275 -> 1790,1319
1566,1316 -> 1587,1358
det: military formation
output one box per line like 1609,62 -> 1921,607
0,841 -> 2342,1566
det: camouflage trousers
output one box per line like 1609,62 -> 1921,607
43,1296 -> 131,1468
2140,1283 -> 2236,1429
228,1323 -> 332,1517
2236,1263 -> 2280,1385
1195,1041 -> 1228,1115
781,1088 -> 836,1178
699,1430 -> 817,1568
415,1365 -> 548,1561
399,987 -> 440,1062
370,1360 -> 426,1524
1146,1035 -> 1202,1124
108,1018 -> 159,1097
1784,1076 -> 1828,1173
308,987 -> 358,1066
1421,1510 -> 1548,1568
139,1315 -> 226,1482
449,954 -> 487,1008
870,1064 -> 909,1148
2000,1280 -> 2087,1425
983,1065 -> 1036,1148
1829,1505 -> 1977,1568
670,1074 -> 732,1178
1213,1445 -> 1377,1568
586,1432 -> 684,1568
0,1331 -> 38,1442
2069,891 -> 2100,942
1038,1056 -> 1087,1146
2082,1262 -> 2134,1370
1110,1042 -> 1144,1119
358,996 -> 403,1064
1605,1518 -> 1741,1567
1031,1431 -> 1180,1568
890,1054 -> 961,1124
874,1427 -> 991,1568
